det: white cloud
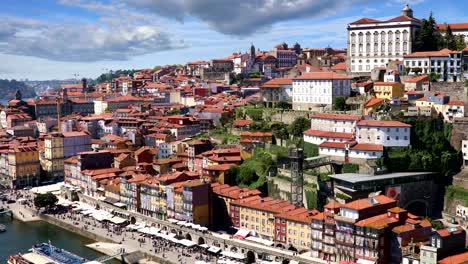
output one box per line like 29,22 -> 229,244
122,0 -> 368,36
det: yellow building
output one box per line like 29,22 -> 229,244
275,208 -> 317,250
8,145 -> 40,188
373,82 -> 404,100
230,196 -> 296,241
43,132 -> 65,181
363,97 -> 385,116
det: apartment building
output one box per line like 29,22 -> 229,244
404,49 -> 463,82
356,120 -> 411,147
7,145 -> 40,189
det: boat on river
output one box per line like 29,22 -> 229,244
0,223 -> 6,232
8,242 -> 91,264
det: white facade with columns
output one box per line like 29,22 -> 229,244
347,5 -> 421,75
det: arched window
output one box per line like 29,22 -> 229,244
395,30 -> 401,41
358,32 -> 363,43
381,43 -> 385,53
403,42 -> 408,52
396,42 -> 400,52
366,43 -> 371,53
359,44 -> 363,53
374,43 -> 378,53
351,44 -> 355,53
351,33 -> 356,43
388,42 -> 393,52
388,31 -> 393,42
381,31 -> 386,42
366,32 -> 371,43
373,32 -> 379,43
403,30 -> 408,41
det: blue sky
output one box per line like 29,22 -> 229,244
0,0 -> 466,80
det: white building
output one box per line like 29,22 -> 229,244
403,49 -> 463,82
356,120 -> 411,147
437,23 -> 468,43
347,4 -> 421,75
304,129 -> 354,145
309,113 -> 362,133
292,72 -> 352,111
462,140 -> 468,167
318,141 -> 383,160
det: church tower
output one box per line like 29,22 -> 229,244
250,43 -> 256,60
402,4 -> 413,18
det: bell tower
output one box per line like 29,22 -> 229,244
402,4 -> 413,18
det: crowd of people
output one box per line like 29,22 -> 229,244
3,189 -> 230,264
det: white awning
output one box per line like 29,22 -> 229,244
357,260 -> 376,264
198,244 -> 210,249
108,216 -> 127,225
178,239 -> 196,247
176,221 -> 187,225
113,202 -> 126,208
233,229 -> 250,239
168,218 -> 178,223
207,246 -> 221,254
199,227 -> 208,231
221,251 -> 245,260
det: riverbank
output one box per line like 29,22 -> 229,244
8,197 -> 210,264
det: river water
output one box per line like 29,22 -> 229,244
0,216 -> 119,263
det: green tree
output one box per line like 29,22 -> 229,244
288,117 -> 311,138
34,193 -> 58,211
248,72 -> 261,78
455,35 -> 467,50
245,108 -> 264,121
444,25 -> 457,50
333,97 -> 348,111
428,72 -> 440,82
415,13 -> 441,51
153,65 -> 163,71
271,123 -> 289,146
275,101 -> 292,110
239,166 -> 258,186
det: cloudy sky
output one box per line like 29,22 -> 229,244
0,0 -> 466,80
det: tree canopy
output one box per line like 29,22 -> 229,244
34,193 -> 58,211
288,117 -> 311,138
415,13 -> 441,52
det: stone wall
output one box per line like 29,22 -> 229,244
270,110 -> 310,124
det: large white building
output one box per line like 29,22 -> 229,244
437,23 -> 468,43
347,4 -> 421,75
292,72 -> 351,111
356,120 -> 411,147
404,49 -> 463,82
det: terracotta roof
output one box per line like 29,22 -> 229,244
350,18 -> 381,25
447,100 -> 465,106
275,207 -> 319,224
341,195 -> 395,211
438,251 -> 468,264
261,78 -> 292,88
355,213 -> 398,229
330,62 -> 347,71
387,15 -> 420,23
324,201 -> 342,210
364,98 -> 385,108
406,75 -> 428,83
240,131 -> 273,137
312,113 -> 362,121
374,82 -> 400,86
204,163 -> 236,171
357,120 -> 411,127
351,143 -> 383,152
304,129 -> 354,139
436,226 -> 464,237
233,119 -> 253,127
293,72 -> 351,80
231,196 -> 296,214
437,23 -> 468,31
404,48 -> 459,58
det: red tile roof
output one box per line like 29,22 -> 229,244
294,72 -> 351,80
357,120 -> 411,127
311,113 -> 362,121
330,62 -> 347,71
275,207 -> 319,224
404,48 -> 459,58
436,226 -> 464,237
350,18 -> 381,24
341,195 -> 395,211
364,98 -> 385,108
437,23 -> 468,31
351,143 -> 383,152
233,119 -> 253,127
406,75 -> 428,83
438,251 -> 468,264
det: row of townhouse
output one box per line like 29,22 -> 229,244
228,194 -> 434,264
304,113 -> 411,160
